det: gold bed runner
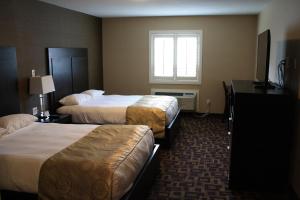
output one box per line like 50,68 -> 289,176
38,125 -> 152,200
126,95 -> 175,138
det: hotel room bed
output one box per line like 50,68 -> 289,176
47,48 -> 181,146
0,47 -> 160,200
0,118 -> 156,200
57,93 -> 179,138
57,94 -> 178,125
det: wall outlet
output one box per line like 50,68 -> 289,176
206,99 -> 211,105
32,69 -> 36,77
32,107 -> 38,115
206,99 -> 211,113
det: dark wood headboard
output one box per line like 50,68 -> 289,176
47,48 -> 88,113
0,47 -> 20,116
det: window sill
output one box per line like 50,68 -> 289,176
149,80 -> 201,85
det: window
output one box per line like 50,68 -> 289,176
149,30 -> 203,84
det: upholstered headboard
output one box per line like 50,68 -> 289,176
47,48 -> 88,113
0,47 -> 20,116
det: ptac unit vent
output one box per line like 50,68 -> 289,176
151,89 -> 197,111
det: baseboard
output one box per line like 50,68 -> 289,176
191,112 -> 224,117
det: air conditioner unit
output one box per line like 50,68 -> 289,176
151,88 -> 197,111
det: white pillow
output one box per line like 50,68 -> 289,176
82,89 -> 105,98
0,114 -> 38,134
59,94 -> 92,106
0,128 -> 8,137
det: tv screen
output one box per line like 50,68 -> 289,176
255,29 -> 271,86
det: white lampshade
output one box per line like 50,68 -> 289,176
30,75 -> 55,94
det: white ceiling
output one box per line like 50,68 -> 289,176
39,0 -> 272,18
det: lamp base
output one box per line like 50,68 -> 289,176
38,115 -> 48,119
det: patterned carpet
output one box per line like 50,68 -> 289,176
146,113 -> 288,200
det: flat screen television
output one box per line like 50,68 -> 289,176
255,29 -> 271,88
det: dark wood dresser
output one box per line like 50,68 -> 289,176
228,80 -> 292,190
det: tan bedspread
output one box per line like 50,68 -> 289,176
38,125 -> 154,200
126,95 -> 177,138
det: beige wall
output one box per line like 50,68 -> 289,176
258,0 -> 300,82
258,0 -> 300,197
102,16 -> 257,113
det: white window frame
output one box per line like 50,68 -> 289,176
149,30 -> 203,85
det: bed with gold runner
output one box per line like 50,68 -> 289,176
126,95 -> 178,139
38,125 -> 154,200
0,122 -> 155,200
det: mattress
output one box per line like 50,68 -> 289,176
57,95 -> 179,125
0,122 -> 154,199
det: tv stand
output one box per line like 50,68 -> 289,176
228,80 -> 292,190
253,81 -> 275,89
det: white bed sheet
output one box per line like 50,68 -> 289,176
58,95 -> 142,124
57,95 -> 179,125
0,122 -> 98,193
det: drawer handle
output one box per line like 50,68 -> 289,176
227,146 -> 230,150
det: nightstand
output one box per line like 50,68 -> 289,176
37,114 -> 72,124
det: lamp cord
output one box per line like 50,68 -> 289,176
277,59 -> 286,88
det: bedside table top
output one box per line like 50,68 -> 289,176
38,114 -> 71,124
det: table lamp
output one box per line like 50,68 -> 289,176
30,75 -> 55,118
